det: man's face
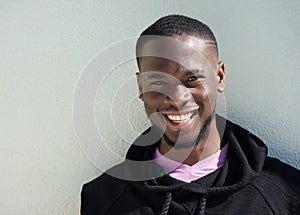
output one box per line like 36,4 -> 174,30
137,36 -> 225,148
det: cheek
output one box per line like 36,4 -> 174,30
191,86 -> 217,107
143,93 -> 163,115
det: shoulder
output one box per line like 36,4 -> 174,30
263,157 -> 300,181
251,157 -> 300,214
258,157 -> 300,193
81,163 -> 132,214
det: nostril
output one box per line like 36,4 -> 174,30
179,101 -> 189,109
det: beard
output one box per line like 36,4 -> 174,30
163,111 -> 215,149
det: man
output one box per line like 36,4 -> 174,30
81,15 -> 299,214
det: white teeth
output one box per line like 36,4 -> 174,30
166,112 -> 193,124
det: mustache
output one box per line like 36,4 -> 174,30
157,104 -> 199,112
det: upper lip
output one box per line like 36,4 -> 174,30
161,107 -> 199,115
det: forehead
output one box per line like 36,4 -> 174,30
138,36 -> 217,73
139,57 -> 202,74
139,58 -> 210,84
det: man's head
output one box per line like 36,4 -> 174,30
136,14 -> 219,69
136,15 -> 225,149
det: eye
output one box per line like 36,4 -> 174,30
186,75 -> 205,82
150,80 -> 167,86
186,76 -> 198,82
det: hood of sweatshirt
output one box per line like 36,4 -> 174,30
120,116 -> 268,214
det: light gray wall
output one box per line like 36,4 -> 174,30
1,0 -> 299,214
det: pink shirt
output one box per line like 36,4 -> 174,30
154,144 -> 228,183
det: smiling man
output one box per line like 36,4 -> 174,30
136,35 -> 225,166
81,15 -> 299,215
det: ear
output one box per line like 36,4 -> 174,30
136,72 -> 144,100
217,61 -> 225,92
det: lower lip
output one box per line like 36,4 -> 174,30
164,112 -> 196,131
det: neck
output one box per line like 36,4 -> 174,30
159,120 -> 222,166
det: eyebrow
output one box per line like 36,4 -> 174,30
145,73 -> 167,79
143,69 -> 205,79
184,69 -> 205,76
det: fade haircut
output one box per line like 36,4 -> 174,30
136,14 -> 218,69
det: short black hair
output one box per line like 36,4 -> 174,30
136,14 -> 218,69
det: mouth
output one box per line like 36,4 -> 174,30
165,112 -> 194,124
161,109 -> 198,129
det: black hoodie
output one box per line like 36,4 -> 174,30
81,118 -> 300,214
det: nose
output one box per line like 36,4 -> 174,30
164,84 -> 192,108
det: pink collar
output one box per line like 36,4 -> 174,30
154,144 -> 228,183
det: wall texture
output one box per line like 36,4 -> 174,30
0,0 -> 299,214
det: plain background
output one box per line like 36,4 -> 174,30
1,0 -> 299,214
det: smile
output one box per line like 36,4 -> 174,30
165,112 -> 194,124
161,107 -> 199,127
